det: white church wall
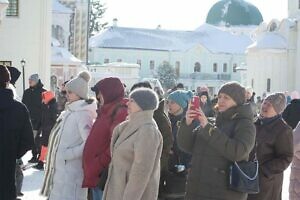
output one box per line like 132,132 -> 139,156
247,50 -> 289,97
0,0 -> 52,96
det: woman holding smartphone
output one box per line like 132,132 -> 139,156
177,82 -> 256,200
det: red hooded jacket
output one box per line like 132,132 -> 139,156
82,77 -> 128,188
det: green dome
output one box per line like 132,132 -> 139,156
206,0 -> 263,26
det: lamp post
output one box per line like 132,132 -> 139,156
21,59 -> 26,91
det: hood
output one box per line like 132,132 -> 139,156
0,89 -> 15,110
92,77 -> 124,105
66,99 -> 97,118
291,99 -> 300,104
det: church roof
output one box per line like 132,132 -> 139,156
247,32 -> 287,51
206,0 -> 263,26
90,24 -> 253,54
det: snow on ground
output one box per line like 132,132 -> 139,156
21,152 -> 290,200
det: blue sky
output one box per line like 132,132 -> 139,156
101,0 -> 288,30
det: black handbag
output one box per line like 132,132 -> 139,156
229,159 -> 259,194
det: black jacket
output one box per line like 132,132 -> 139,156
282,99 -> 300,129
0,89 -> 34,200
22,80 -> 46,130
40,99 -> 58,146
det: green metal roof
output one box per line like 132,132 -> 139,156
206,0 -> 263,26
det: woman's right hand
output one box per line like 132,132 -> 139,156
186,102 -> 201,126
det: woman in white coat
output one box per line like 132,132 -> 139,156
103,88 -> 163,200
48,71 -> 97,200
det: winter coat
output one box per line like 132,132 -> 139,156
40,98 -> 57,146
82,90 -> 128,187
248,116 -> 293,200
153,99 -> 173,172
103,110 -> 163,200
22,80 -> 46,130
282,99 -> 300,129
49,99 -> 97,200
0,89 -> 34,200
290,122 -> 300,200
169,111 -> 192,169
178,104 -> 256,200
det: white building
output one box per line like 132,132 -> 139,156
51,0 -> 84,90
0,0 -> 52,96
89,0 -> 263,93
246,0 -> 300,97
89,62 -> 140,92
58,0 -> 89,61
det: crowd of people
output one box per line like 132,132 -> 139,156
1,64 -> 300,200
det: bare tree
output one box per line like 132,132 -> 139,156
89,0 -> 108,37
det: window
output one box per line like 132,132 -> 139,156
223,63 -> 227,73
150,60 -> 155,70
213,63 -> 218,72
233,63 -> 237,72
267,78 -> 271,92
194,62 -> 201,72
251,79 -> 254,88
104,58 -> 109,64
175,61 -> 180,77
299,0 -> 300,9
117,59 -> 122,62
6,0 -> 19,16
137,59 -> 141,66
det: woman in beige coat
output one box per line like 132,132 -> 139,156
103,88 -> 163,200
290,122 -> 300,199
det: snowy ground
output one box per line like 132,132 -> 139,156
21,152 -> 290,200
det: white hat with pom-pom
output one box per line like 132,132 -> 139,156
65,71 -> 91,99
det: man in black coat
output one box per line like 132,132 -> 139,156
0,65 -> 34,200
22,74 -> 46,162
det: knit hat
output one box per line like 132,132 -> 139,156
129,88 -> 158,111
0,65 -> 11,89
65,71 -> 91,99
218,81 -> 246,105
167,90 -> 193,109
265,92 -> 286,114
7,67 -> 21,85
29,74 -> 39,83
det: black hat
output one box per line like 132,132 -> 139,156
7,67 -> 21,85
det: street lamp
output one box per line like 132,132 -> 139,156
0,0 -> 8,23
21,59 -> 26,91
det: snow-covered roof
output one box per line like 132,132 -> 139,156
247,32 -> 287,50
52,0 -> 73,14
52,46 -> 82,65
89,24 -> 253,54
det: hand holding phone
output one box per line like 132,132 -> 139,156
190,96 -> 201,119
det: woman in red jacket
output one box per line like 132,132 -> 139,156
82,77 -> 128,200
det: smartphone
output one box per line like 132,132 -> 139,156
191,96 -> 200,110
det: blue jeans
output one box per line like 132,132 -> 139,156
92,187 -> 103,200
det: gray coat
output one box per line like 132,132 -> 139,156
178,104 -> 256,200
103,110 -> 163,200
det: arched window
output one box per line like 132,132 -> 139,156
213,63 -> 218,72
150,60 -> 155,70
223,63 -> 227,73
194,62 -> 201,72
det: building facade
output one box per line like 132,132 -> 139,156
0,0 -> 52,95
246,0 -> 300,97
89,0 -> 263,93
